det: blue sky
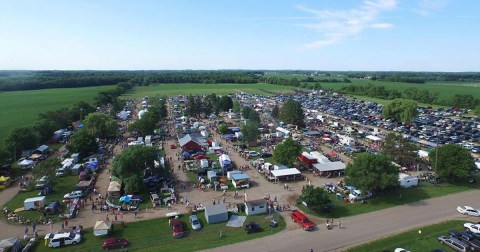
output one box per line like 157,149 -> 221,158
0,0 -> 478,71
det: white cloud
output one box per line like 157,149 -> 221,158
414,0 -> 450,16
297,0 -> 398,48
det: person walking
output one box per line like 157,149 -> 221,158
338,220 -> 342,228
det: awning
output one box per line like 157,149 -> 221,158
119,195 -> 132,203
366,135 -> 381,141
94,220 -> 112,230
271,168 -> 301,177
108,181 -> 121,192
313,162 -> 346,172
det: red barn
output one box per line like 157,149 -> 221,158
178,134 -> 206,152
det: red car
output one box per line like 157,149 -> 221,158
170,144 -> 177,149
102,238 -> 128,250
171,219 -> 184,238
291,210 -> 315,231
194,155 -> 208,160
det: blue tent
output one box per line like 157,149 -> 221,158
86,162 -> 98,169
119,195 -> 132,203
222,160 -> 231,167
183,152 -> 191,157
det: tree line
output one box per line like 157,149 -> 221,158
0,70 -> 261,91
339,84 -> 480,110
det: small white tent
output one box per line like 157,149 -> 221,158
93,220 -> 112,236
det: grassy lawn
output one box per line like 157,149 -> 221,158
121,83 -> 298,97
3,175 -> 79,222
347,220 -> 464,252
300,178 -> 480,218
0,85 -> 114,148
33,212 -> 285,252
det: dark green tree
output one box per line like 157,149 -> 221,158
218,124 -> 229,135
39,107 -> 72,129
299,185 -> 331,211
345,153 -> 398,195
241,122 -> 260,143
33,119 -> 57,143
112,145 -> 158,193
273,138 -> 302,166
381,133 -> 419,168
232,101 -> 242,114
217,96 -> 233,112
271,104 -> 279,119
0,148 -> 11,165
33,158 -> 60,183
129,110 -> 158,136
82,112 -> 119,139
429,144 -> 475,182
382,99 -> 418,124
5,127 -> 39,159
67,129 -> 99,158
279,99 -> 305,127
70,101 -> 96,122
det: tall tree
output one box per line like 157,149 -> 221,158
279,99 -> 305,127
5,127 -> 39,158
232,101 -> 242,114
67,129 -> 98,158
382,99 -> 418,124
33,119 -> 57,143
299,185 -> 331,211
241,122 -> 260,143
217,96 -> 233,112
381,133 -> 419,168
429,144 -> 475,182
273,138 -> 302,166
345,153 -> 398,195
82,112 -> 119,139
271,104 -> 279,119
33,158 -> 60,183
112,145 -> 158,193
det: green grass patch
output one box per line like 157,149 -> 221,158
0,85 -> 114,148
33,212 -> 285,252
3,175 -> 79,222
300,178 -> 480,218
121,83 -> 298,98
347,220 -> 464,252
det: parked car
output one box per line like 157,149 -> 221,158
170,144 -> 176,149
244,222 -> 261,234
150,193 -> 161,207
171,218 -> 184,238
464,223 -> 480,233
248,151 -> 260,157
102,238 -> 128,250
44,201 -> 61,215
291,210 -> 315,231
449,230 -> 480,251
261,152 -> 273,158
393,249 -> 410,252
63,190 -> 83,199
35,176 -> 50,189
437,236 -> 469,252
457,206 -> 480,216
189,215 -> 201,231
48,232 -> 82,248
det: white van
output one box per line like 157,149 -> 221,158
48,232 -> 82,248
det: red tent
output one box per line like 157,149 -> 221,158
327,152 -> 337,157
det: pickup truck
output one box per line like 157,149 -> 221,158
291,210 -> 315,231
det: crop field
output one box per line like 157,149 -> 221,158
0,85 -> 114,148
122,83 -> 298,98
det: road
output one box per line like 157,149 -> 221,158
207,189 -> 480,252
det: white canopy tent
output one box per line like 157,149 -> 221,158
366,135 -> 381,141
270,168 -> 301,182
313,162 -> 346,172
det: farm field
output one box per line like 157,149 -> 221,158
347,220 -> 464,252
0,85 -> 114,148
122,83 -> 298,97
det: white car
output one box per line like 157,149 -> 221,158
63,190 -> 83,199
394,249 -> 410,252
457,206 -> 480,216
464,223 -> 480,233
189,214 -> 202,230
48,232 -> 82,248
248,151 -> 260,157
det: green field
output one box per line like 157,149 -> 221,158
348,220 -> 464,252
0,85 -> 114,148
300,177 -> 480,218
33,213 -> 285,252
122,83 -> 298,97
